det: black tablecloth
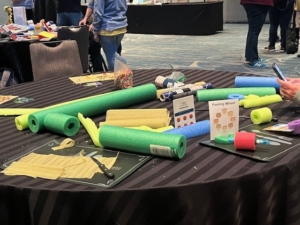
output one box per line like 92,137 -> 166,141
126,2 -> 223,35
1,69 -> 300,225
0,41 -> 34,83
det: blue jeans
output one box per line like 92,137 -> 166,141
100,34 -> 125,71
268,1 -> 295,49
243,4 -> 270,62
57,12 -> 83,26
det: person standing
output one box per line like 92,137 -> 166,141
265,0 -> 295,52
57,0 -> 83,26
11,0 -> 35,22
241,0 -> 273,68
93,0 -> 127,71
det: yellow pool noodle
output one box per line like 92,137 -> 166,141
0,108 -> 41,116
126,125 -> 174,132
250,107 -> 273,124
239,94 -> 282,108
78,113 -> 102,147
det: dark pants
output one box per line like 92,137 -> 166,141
243,4 -> 270,62
89,32 -> 122,72
268,1 -> 295,49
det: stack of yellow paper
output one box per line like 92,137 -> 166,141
100,109 -> 171,128
2,152 -> 118,180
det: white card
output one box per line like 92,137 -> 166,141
173,95 -> 196,128
13,7 -> 27,26
208,99 -> 239,140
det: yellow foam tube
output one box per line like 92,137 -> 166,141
100,118 -> 171,129
15,93 -> 108,131
239,94 -> 282,108
156,81 -> 206,99
0,108 -> 41,116
126,125 -> 174,132
250,107 -> 272,124
106,108 -> 169,120
78,113 -> 102,147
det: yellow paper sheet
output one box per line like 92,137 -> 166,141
100,118 -> 170,129
3,161 -> 63,180
69,72 -> 115,84
106,108 -> 169,120
3,152 -> 118,180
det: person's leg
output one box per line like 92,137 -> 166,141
268,6 -> 280,48
56,13 -> 68,26
279,2 -> 294,50
243,4 -> 270,64
100,34 -> 125,71
67,12 -> 83,26
89,32 -> 103,72
117,44 -> 122,55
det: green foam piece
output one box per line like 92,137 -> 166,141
28,84 -> 157,133
43,113 -> 80,136
99,125 -> 186,159
197,87 -> 276,102
239,94 -> 282,108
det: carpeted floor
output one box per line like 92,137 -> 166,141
121,23 -> 300,78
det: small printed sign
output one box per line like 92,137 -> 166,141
208,99 -> 239,140
173,95 -> 196,128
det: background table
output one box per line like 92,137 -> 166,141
126,2 -> 223,35
1,69 -> 300,225
0,41 -> 34,83
81,1 -> 223,35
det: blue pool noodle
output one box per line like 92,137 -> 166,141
234,76 -> 280,92
165,120 -> 210,139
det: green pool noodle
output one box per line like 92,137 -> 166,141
197,87 -> 276,102
28,84 -> 157,133
44,113 -> 80,136
99,125 -> 186,159
15,93 -> 109,131
239,94 -> 282,108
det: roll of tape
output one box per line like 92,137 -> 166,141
250,107 -> 272,125
288,119 -> 300,134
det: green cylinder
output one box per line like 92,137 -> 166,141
197,87 -> 276,102
43,113 -> 80,136
28,84 -> 157,133
99,125 -> 186,159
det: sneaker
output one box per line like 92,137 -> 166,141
249,60 -> 268,68
259,58 -> 266,63
280,46 -> 285,52
264,45 -> 275,51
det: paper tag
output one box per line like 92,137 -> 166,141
208,99 -> 239,140
172,95 -> 195,128
150,144 -> 173,157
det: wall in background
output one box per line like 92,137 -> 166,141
0,0 -> 11,24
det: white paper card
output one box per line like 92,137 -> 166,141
208,99 -> 239,140
13,7 -> 27,26
173,95 -> 196,128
